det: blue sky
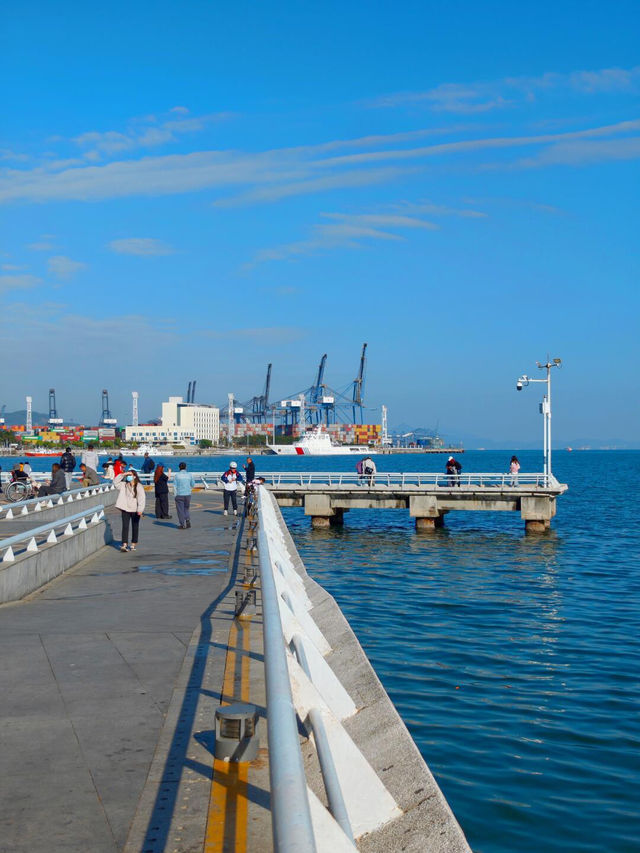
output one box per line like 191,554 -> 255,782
1,1 -> 639,444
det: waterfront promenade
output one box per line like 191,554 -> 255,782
0,494 -> 239,852
0,488 -> 470,852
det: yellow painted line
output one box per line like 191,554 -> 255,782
204,569 -> 253,850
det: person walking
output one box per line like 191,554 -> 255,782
445,455 -> 462,487
509,455 -> 521,487
79,463 -> 100,486
154,464 -> 172,519
60,446 -> 77,489
243,456 -> 255,484
81,443 -> 99,472
221,462 -> 244,516
171,462 -> 196,529
363,455 -> 377,486
114,469 -> 145,552
141,452 -> 155,477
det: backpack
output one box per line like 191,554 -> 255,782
356,460 -> 363,474
364,463 -> 374,474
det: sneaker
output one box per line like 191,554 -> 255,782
186,520 -> 191,528
178,525 -> 185,529
223,510 -> 228,516
120,544 -> 128,552
130,545 -> 137,551
233,510 -> 238,516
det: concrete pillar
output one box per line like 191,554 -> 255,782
521,496 -> 555,533
311,516 -> 332,529
434,512 -> 446,528
416,517 -> 436,532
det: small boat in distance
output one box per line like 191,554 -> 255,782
266,427 -> 377,456
24,450 -> 61,457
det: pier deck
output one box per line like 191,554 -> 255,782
262,472 -> 568,531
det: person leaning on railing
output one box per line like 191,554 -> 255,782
79,463 -> 101,487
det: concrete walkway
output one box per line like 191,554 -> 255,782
0,492 -> 241,853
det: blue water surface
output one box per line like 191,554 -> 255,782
279,450 -> 640,853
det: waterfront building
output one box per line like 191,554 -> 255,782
123,396 -> 220,445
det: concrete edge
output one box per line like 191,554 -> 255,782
0,521 -> 113,604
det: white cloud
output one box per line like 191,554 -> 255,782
27,241 -> 54,251
108,237 -> 175,256
1,263 -> 27,271
249,208 -> 441,266
1,119 -> 638,208
201,326 -> 305,343
70,110 -> 233,159
0,274 -> 42,292
47,255 -> 87,279
370,65 -> 640,111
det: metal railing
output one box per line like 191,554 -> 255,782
255,471 -> 557,489
255,487 -> 401,850
134,470 -> 559,490
1,506 -> 105,563
0,484 -> 114,519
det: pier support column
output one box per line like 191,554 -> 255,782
410,496 -> 443,533
305,494 -> 344,529
521,496 -> 555,533
524,519 -> 550,533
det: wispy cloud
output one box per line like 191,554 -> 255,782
71,109 -> 234,160
0,274 -> 42,292
200,326 -> 305,343
1,263 -> 27,271
48,255 -> 87,279
248,208 -> 443,266
370,65 -> 640,111
108,237 -> 175,256
1,119 -> 638,208
27,240 -> 55,251
513,136 -> 640,168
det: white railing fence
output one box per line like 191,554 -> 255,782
0,506 -> 106,563
256,487 -> 401,852
0,484 -> 114,519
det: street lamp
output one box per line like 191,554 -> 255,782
516,357 -> 562,481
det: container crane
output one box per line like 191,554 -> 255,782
352,342 -> 367,424
49,388 -> 63,425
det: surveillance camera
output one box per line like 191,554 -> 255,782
516,381 -> 523,391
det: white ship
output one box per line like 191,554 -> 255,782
102,444 -> 175,457
266,428 -> 377,456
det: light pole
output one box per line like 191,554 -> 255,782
516,357 -> 562,481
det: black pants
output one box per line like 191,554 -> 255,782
155,494 -> 169,518
223,490 -> 238,511
121,510 -> 140,544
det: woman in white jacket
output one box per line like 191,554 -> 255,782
114,470 -> 146,552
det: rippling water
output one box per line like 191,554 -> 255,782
279,450 -> 640,853
3,448 -> 638,850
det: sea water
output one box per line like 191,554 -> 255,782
2,449 -> 638,851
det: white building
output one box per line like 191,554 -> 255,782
123,396 -> 220,445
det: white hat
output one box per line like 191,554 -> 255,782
448,456 -> 454,461
230,461 -> 237,468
